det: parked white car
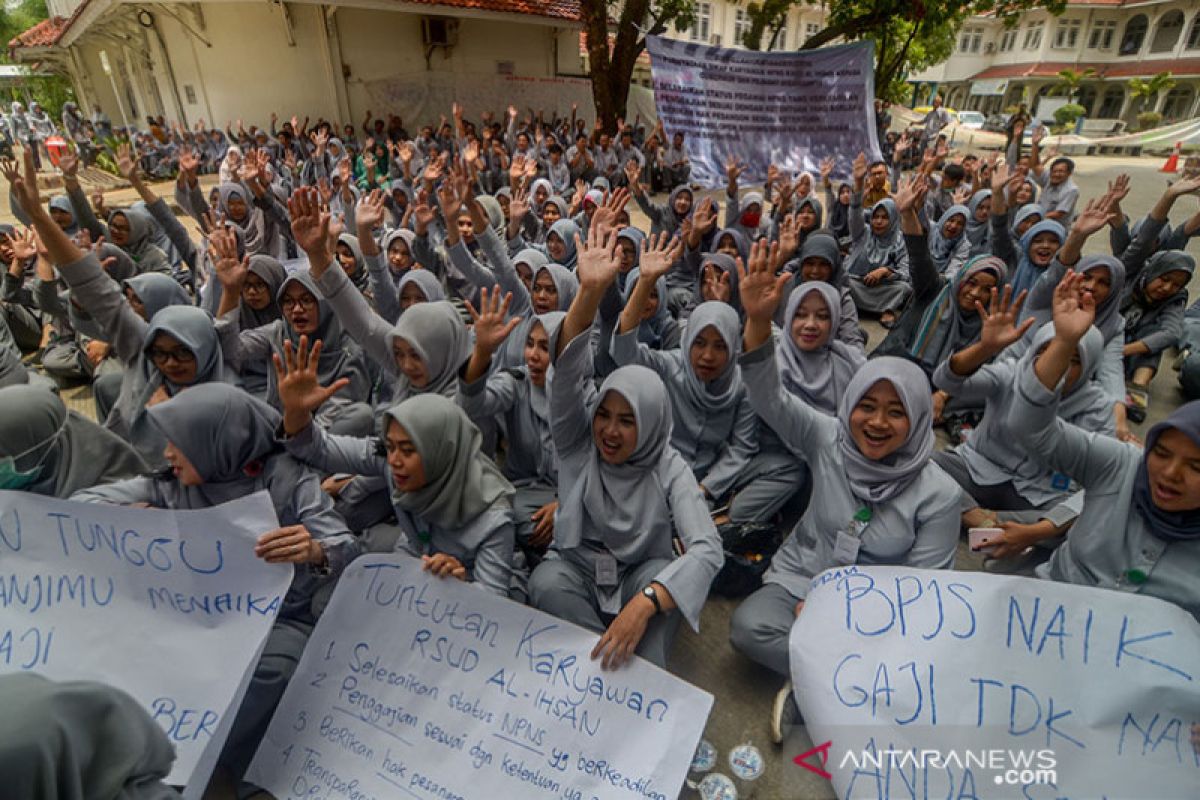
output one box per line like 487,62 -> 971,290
956,111 -> 986,130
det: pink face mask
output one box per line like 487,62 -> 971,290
740,209 -> 762,229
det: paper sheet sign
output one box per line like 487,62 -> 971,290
247,554 -> 714,799
0,490 -> 292,792
790,565 -> 1200,799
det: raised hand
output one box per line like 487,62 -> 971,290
977,285 -> 1034,354
208,226 -> 247,290
639,232 -> 682,282
737,238 -> 789,321
9,227 -> 37,262
435,172 -> 463,222
509,186 -> 530,223
1070,193 -> 1120,238
287,186 -> 332,259
693,197 -> 718,234
575,226 -> 621,292
703,263 -> 732,303
778,212 -> 800,258
1167,173 -> 1200,198
1107,173 -> 1131,205
178,146 -> 201,183
273,336 -> 350,418
463,139 -> 479,166
58,149 -> 79,179
624,158 -> 641,189
1051,270 -> 1095,345
1,150 -> 42,216
115,142 -> 139,181
509,154 -> 526,183
590,187 -> 630,238
465,286 -> 521,354
397,141 -> 415,165
356,189 -> 386,231
315,176 -> 334,207
422,155 -> 444,184
819,155 -> 835,183
851,151 -> 868,187
893,174 -> 921,214
724,154 -> 746,183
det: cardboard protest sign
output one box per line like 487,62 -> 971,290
0,490 -> 292,794
248,554 -> 714,800
790,565 -> 1200,799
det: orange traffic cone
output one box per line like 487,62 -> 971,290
1161,141 -> 1182,173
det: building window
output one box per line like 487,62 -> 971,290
1162,86 -> 1195,119
1097,86 -> 1124,118
1022,22 -> 1044,50
1053,19 -> 1081,49
1088,20 -> 1117,50
1150,9 -> 1184,53
1000,29 -> 1018,52
959,29 -> 983,52
735,9 -> 751,46
689,2 -> 711,42
1120,14 -> 1148,55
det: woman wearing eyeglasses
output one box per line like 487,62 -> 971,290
0,154 -> 239,471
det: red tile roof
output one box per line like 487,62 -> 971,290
8,16 -> 71,50
973,59 -> 1200,80
400,0 -> 580,22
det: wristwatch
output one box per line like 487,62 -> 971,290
641,585 -> 662,614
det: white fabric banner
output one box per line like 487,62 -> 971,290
790,565 -> 1200,798
0,490 -> 292,793
645,36 -> 883,186
247,554 -> 714,800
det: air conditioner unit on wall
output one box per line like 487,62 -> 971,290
985,42 -> 995,53
422,17 -> 459,48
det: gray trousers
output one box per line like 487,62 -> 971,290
2,302 -> 41,352
729,582 -> 800,678
728,451 -> 810,524
40,341 -> 89,383
932,449 -> 1076,527
219,616 -> 314,778
528,556 -> 681,668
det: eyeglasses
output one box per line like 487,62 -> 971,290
281,295 -> 318,311
149,347 -> 196,365
243,280 -> 270,294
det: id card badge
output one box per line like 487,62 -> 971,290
1050,472 -> 1071,492
832,531 -> 861,566
594,552 -> 619,587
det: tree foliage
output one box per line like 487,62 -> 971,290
1128,71 -> 1176,111
1053,68 -> 1096,101
739,0 -> 1068,100
0,0 -> 74,118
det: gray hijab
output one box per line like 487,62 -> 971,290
383,394 -> 514,529
778,282 -> 865,415
791,230 -> 845,285
146,382 -> 280,482
389,300 -> 471,398
556,364 -> 675,554
278,271 -> 370,398
532,263 -> 578,311
123,274 -> 190,319
0,673 -> 180,800
838,356 -> 934,503
397,269 -> 445,305
0,385 -> 146,497
681,302 -> 742,414
239,254 -> 287,329
528,312 -> 565,425
337,233 -> 369,292
845,198 -> 903,278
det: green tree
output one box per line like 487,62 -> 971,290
579,0 -> 696,134
1128,71 -> 1176,114
738,0 -> 1068,100
1053,67 -> 1096,102
0,0 -> 74,118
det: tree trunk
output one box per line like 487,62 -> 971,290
579,0 -> 655,134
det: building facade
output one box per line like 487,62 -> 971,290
9,0 -> 589,129
911,0 -> 1200,124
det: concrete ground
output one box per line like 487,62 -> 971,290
3,152 -> 1195,799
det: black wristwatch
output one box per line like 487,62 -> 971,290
641,585 -> 662,614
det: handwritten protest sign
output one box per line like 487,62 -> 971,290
645,36 -> 883,187
0,490 -> 292,794
247,554 -> 714,800
789,566 -> 1200,799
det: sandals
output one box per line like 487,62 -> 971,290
1125,383 -> 1149,425
879,311 -> 899,329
